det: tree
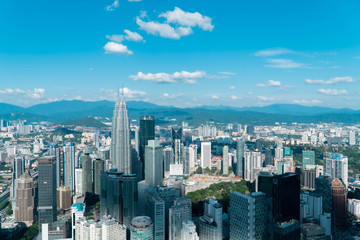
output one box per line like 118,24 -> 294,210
195,167 -> 203,174
6,204 -> 13,215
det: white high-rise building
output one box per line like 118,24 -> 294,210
349,131 -> 356,146
324,153 -> 348,188
348,199 -> 360,218
243,151 -> 262,182
188,144 -> 197,173
75,168 -> 83,195
201,142 -> 211,169
181,220 -> 199,240
75,216 -> 127,240
110,93 -> 131,174
222,146 -> 229,175
63,142 -> 75,193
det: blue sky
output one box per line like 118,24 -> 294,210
0,0 -> 360,108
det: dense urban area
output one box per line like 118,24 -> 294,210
0,96 -> 359,240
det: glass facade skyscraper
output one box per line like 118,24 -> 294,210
145,140 -> 163,188
38,156 -> 57,226
82,153 -> 93,196
100,169 -> 138,227
236,138 -> 245,177
302,150 -> 315,169
140,115 -> 155,179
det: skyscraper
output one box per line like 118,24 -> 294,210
14,172 -> 34,227
111,94 -> 131,174
332,178 -> 347,226
315,175 -> 333,214
169,198 -> 192,240
181,221 -> 199,240
188,144 -> 197,173
163,146 -> 173,173
130,216 -> 154,240
229,191 -> 266,240
82,153 -> 93,196
222,146 -> 229,175
93,158 -> 104,195
349,131 -> 356,146
12,156 -> 25,202
302,150 -> 315,169
324,153 -> 348,188
63,142 -> 75,192
100,169 -> 138,227
48,144 -> 61,188
146,188 -> 165,240
236,138 -> 245,177
201,142 -> 211,169
38,156 -> 57,226
199,198 -> 223,240
140,115 -> 155,179
145,140 -> 163,188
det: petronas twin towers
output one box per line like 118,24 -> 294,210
110,93 -> 131,174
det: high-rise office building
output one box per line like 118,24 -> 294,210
349,131 -> 356,146
265,148 -> 272,166
14,172 -> 34,227
57,185 -> 72,210
332,178 -> 346,226
229,191 -> 266,240
255,139 -> 262,151
169,198 -> 192,240
258,173 -> 301,239
199,198 -> 223,240
146,188 -> 165,240
130,216 -> 153,240
236,138 -> 245,177
188,144 -> 197,173
75,168 -> 83,195
71,203 -> 85,238
145,140 -> 163,188
315,175 -> 332,214
111,94 -> 131,174
302,150 -> 315,169
12,156 -> 25,202
324,153 -> 348,188
63,142 -> 75,192
93,158 -> 104,195
300,192 -> 323,221
82,153 -> 93,196
38,156 -> 57,226
181,220 -> 199,240
244,151 -> 262,182
48,144 -> 61,187
100,169 -> 137,227
222,145 -> 229,175
140,115 -> 155,179
201,142 -> 211,169
302,165 -> 323,190
163,146 -> 173,173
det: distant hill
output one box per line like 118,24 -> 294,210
51,127 -> 80,136
1,100 -> 360,125
59,117 -> 108,128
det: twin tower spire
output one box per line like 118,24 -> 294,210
111,88 -> 131,174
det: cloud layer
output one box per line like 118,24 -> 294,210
305,76 -> 354,84
130,71 -> 207,83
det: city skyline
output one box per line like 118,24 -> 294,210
1,1 -> 360,108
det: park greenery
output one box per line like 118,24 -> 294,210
186,180 -> 249,214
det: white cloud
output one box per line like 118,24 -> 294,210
266,59 -> 304,69
123,30 -> 144,42
130,71 -> 206,83
292,99 -> 322,105
230,95 -> 241,100
106,30 -> 144,44
104,42 -> 133,55
317,88 -> 347,96
105,0 -> 119,11
136,7 -> 213,39
128,0 -> 142,2
163,93 -> 184,98
100,88 -> 146,99
211,95 -> 219,99
159,7 -> 214,31
305,76 -> 354,84
106,34 -> 124,43
248,92 -> 253,95
257,80 -> 281,87
136,17 -> 192,40
255,48 -> 294,57
229,86 -> 236,90
257,96 -> 273,101
0,88 -> 45,99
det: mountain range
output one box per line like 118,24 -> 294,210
0,100 -> 360,126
